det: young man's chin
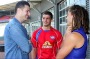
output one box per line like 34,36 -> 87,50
44,25 -> 50,27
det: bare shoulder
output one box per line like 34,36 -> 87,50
64,32 -> 83,43
71,32 -> 83,40
62,33 -> 78,49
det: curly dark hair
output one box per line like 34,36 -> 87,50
68,5 -> 89,34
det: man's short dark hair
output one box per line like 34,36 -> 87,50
15,1 -> 30,13
43,11 -> 53,19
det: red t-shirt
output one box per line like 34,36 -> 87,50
31,27 -> 63,59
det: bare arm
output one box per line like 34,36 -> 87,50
56,34 -> 77,59
31,47 -> 37,59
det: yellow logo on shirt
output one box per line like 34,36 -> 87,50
42,41 -> 52,48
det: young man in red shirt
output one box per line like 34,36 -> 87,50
31,11 -> 63,59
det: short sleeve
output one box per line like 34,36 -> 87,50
31,31 -> 37,48
56,31 -> 63,49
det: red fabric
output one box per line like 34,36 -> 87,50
31,27 -> 63,59
0,16 -> 10,22
31,27 -> 41,48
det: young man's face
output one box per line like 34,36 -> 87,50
20,5 -> 30,21
42,14 -> 52,27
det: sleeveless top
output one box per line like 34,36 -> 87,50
65,27 -> 88,59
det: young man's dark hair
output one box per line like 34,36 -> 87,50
43,11 -> 53,19
15,1 -> 30,13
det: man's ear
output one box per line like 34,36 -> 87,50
17,8 -> 20,12
17,8 -> 23,13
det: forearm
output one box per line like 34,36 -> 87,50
56,48 -> 66,59
31,48 -> 37,59
56,52 -> 64,59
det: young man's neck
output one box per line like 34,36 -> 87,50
42,26 -> 51,30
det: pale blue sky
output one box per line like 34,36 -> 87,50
0,0 -> 21,6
